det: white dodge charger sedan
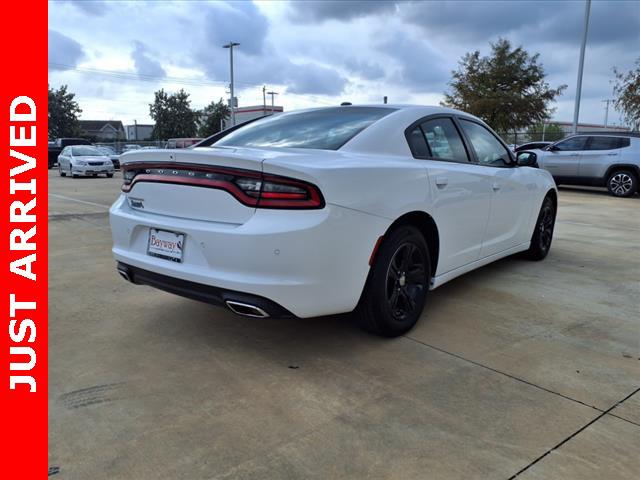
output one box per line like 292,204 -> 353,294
110,105 -> 557,336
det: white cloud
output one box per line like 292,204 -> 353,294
47,0 -> 639,127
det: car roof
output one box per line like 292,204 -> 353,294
565,131 -> 639,138
286,104 -> 467,116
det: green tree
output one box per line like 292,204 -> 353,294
48,84 -> 82,138
197,98 -> 231,137
442,38 -> 566,133
613,58 -> 640,131
526,122 -> 565,142
149,88 -> 197,140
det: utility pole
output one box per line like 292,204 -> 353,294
262,85 -> 266,115
572,0 -> 591,134
602,99 -> 612,127
222,41 -> 240,126
267,91 -> 278,113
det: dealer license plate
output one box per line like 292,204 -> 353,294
147,228 -> 185,263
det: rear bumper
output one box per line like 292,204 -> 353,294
117,262 -> 294,318
110,195 -> 389,318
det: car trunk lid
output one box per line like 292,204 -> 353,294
120,147 -> 268,224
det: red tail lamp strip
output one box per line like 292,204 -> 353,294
121,162 -> 325,209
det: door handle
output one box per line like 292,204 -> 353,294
492,182 -> 501,191
435,176 -> 448,188
606,153 -> 618,156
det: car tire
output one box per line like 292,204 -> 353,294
357,225 -> 430,337
59,164 -> 66,177
606,170 -> 637,197
525,196 -> 555,261
106,173 -> 114,178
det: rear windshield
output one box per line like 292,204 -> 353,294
214,107 -> 395,150
72,146 -> 101,156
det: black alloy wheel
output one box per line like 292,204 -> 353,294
525,196 -> 555,260
357,225 -> 430,337
385,243 -> 427,322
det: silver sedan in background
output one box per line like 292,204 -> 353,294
57,145 -> 115,178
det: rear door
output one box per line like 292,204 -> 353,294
408,116 -> 492,274
579,136 -> 621,181
540,136 -> 587,180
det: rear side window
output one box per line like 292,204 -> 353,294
408,127 -> 430,157
412,117 -> 469,163
458,119 -> 511,167
618,137 -> 631,149
587,136 -> 620,150
554,136 -> 587,151
215,107 -> 395,150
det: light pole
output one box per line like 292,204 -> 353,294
602,99 -> 612,127
222,42 -> 240,126
267,91 -> 278,113
571,0 -> 591,134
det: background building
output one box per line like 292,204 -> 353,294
78,120 -> 126,140
126,123 -> 154,140
232,105 -> 284,126
546,120 -> 630,134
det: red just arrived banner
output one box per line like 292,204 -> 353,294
2,0 -> 48,477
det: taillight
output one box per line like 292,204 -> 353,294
121,163 -> 324,209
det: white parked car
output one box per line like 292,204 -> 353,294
110,105 -> 557,336
58,145 -> 115,178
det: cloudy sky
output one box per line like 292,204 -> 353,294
48,0 -> 639,128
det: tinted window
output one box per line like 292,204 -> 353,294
554,136 -> 587,151
408,127 -> 430,157
215,107 -> 395,150
587,136 -> 619,150
619,138 -> 631,148
459,119 -> 511,167
71,146 -> 101,156
419,118 -> 469,162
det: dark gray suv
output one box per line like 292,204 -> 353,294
526,132 -> 640,197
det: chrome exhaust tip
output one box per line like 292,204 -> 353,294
225,300 -> 270,318
117,267 -> 131,282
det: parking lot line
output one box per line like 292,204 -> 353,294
49,193 -> 111,209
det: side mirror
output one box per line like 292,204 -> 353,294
517,151 -> 538,167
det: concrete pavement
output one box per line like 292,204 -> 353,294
48,171 -> 640,479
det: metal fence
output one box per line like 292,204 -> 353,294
94,139 -> 167,154
495,131 -> 567,147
